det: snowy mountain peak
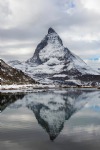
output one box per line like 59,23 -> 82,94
9,28 -> 100,85
26,28 -> 99,76
27,27 -> 63,64
48,27 -> 56,34
47,28 -> 63,46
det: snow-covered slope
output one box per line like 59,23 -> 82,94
8,60 -> 22,67
8,28 -> 100,85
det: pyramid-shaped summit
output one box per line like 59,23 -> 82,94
27,27 -> 99,73
11,28 -> 100,86
27,27 -> 64,65
48,27 -> 55,34
48,27 -> 57,34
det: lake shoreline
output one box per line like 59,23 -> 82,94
0,84 -> 100,92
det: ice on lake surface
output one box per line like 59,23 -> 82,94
0,89 -> 100,150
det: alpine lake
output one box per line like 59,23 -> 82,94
0,88 -> 100,150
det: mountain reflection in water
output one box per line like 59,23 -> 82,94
0,89 -> 100,142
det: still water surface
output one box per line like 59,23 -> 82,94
0,89 -> 100,150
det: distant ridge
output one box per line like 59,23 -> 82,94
0,59 -> 38,85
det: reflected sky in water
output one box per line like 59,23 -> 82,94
0,89 -> 100,150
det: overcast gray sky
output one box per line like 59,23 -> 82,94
0,0 -> 100,61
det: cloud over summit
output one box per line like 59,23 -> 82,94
0,0 -> 100,61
